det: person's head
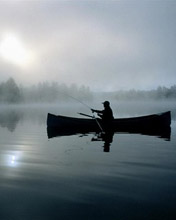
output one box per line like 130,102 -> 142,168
102,101 -> 110,108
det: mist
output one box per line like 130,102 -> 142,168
0,78 -> 176,105
0,1 -> 176,91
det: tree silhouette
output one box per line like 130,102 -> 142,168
0,78 -> 22,103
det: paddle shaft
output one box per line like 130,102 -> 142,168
78,113 -> 93,118
78,113 -> 104,132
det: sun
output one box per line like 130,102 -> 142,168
0,33 -> 33,67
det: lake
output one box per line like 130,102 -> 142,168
0,101 -> 176,220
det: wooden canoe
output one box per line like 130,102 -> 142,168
47,111 -> 171,140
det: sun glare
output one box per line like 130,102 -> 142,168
0,33 -> 33,67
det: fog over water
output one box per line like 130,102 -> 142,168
0,100 -> 175,132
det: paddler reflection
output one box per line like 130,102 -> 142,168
92,131 -> 114,152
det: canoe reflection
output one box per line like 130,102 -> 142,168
47,125 -> 171,143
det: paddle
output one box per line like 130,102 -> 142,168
78,112 -> 94,118
78,112 -> 104,133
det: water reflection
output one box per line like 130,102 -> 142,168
1,151 -> 21,167
10,155 -> 16,166
92,132 -> 114,152
47,126 -> 171,142
0,110 -> 21,132
47,125 -> 171,153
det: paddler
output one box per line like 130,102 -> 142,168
91,101 -> 114,122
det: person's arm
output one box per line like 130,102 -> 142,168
91,109 -> 103,113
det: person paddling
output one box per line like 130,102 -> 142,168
91,101 -> 114,123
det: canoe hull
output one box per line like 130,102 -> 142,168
47,111 -> 171,140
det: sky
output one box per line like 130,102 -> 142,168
0,0 -> 175,91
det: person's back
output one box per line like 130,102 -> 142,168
101,104 -> 114,121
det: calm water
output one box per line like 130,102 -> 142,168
0,102 -> 176,220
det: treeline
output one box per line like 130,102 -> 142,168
21,81 -> 93,103
111,86 -> 176,101
0,78 -> 93,103
0,78 -> 176,103
0,78 -> 22,103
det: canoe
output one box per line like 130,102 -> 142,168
47,111 -> 171,140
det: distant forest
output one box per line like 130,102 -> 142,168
0,78 -> 93,103
0,78 -> 176,103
